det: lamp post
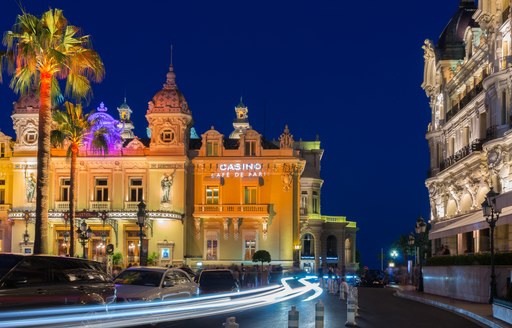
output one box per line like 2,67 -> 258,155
408,233 -> 415,285
414,216 -> 427,292
137,201 -> 147,266
76,220 -> 93,259
23,210 -> 30,245
482,187 -> 501,304
294,244 -> 301,269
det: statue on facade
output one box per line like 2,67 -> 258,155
25,170 -> 36,203
161,170 -> 176,203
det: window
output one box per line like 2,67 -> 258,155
326,235 -> 337,258
244,186 -> 257,204
244,141 -> 256,156
312,191 -> 319,214
206,186 -> 219,204
95,178 -> 109,201
206,231 -> 218,260
302,233 -> 314,257
0,143 -> 5,158
160,129 -> 175,143
60,178 -> 70,201
502,91 -> 507,125
300,191 -> 308,213
206,141 -> 219,156
129,178 -> 143,202
0,179 -> 5,205
244,232 -> 256,260
24,130 -> 37,144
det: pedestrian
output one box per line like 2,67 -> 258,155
340,277 -> 349,301
318,266 -> 324,289
328,266 -> 335,294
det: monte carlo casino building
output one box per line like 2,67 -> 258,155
0,63 -> 357,272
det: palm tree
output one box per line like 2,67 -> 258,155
51,102 -> 109,257
2,9 -> 104,253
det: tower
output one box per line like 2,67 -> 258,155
117,97 -> 135,139
230,98 -> 252,139
146,64 -> 193,155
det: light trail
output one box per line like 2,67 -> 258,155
0,277 -> 320,328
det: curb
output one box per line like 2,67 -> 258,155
395,290 -> 504,328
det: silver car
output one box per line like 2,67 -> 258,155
114,267 -> 197,302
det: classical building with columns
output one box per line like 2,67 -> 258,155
424,0 -> 512,255
0,63 -> 357,272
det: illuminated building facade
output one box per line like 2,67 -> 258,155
0,63 -> 357,271
424,0 -> 512,254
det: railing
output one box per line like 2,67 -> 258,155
439,139 -> 484,172
54,201 -> 70,211
194,204 -> 269,216
446,81 -> 484,122
124,201 -> 139,211
503,7 -> 510,23
90,201 -> 110,211
487,125 -> 497,141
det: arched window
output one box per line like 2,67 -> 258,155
326,235 -> 337,258
301,233 -> 314,257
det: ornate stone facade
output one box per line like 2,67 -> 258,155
424,0 -> 512,255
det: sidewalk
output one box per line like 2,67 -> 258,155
393,285 -> 512,328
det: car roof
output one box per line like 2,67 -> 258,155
0,253 -> 100,264
124,266 -> 172,273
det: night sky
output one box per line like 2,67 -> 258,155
0,0 -> 460,269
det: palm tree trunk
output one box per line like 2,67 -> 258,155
69,144 -> 78,257
34,72 -> 52,254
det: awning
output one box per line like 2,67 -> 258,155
429,206 -> 512,240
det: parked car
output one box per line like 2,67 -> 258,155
0,254 -> 115,309
359,269 -> 385,287
196,269 -> 239,295
114,267 -> 197,302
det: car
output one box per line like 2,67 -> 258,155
0,254 -> 115,309
196,269 -> 239,295
114,267 -> 198,302
359,269 -> 385,287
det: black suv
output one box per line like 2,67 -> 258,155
196,269 -> 239,295
0,254 -> 115,308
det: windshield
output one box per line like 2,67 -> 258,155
0,255 -> 23,279
114,270 -> 163,287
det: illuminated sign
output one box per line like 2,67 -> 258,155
211,163 -> 266,178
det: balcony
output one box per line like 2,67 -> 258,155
90,201 -> 110,211
124,201 -> 139,211
54,201 -> 70,211
439,139 -> 484,172
194,204 -> 269,218
446,81 -> 483,122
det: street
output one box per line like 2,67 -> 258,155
155,287 -> 484,328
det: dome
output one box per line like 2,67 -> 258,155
13,92 -> 39,113
147,65 -> 191,115
437,0 -> 477,60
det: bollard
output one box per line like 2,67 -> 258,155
288,305 -> 299,328
354,287 -> 360,318
223,317 -> 239,328
345,287 -> 357,327
315,300 -> 324,328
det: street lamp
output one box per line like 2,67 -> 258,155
414,216 -> 427,292
76,220 -> 93,259
294,244 -> 302,269
23,210 -> 30,245
408,233 -> 415,285
137,201 -> 147,266
482,187 -> 502,304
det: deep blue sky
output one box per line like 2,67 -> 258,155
0,0 -> 460,268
